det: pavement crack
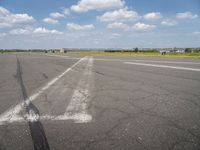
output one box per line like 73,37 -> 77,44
93,70 -> 105,76
42,73 -> 48,79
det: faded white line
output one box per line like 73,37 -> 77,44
0,56 -> 94,124
0,56 -> 86,125
45,54 -> 69,58
124,62 -> 200,72
44,54 -> 200,65
45,54 -> 81,60
94,58 -> 200,65
63,56 -> 93,123
0,114 -> 90,124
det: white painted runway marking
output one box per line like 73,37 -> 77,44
44,54 -> 200,65
45,54 -> 69,58
94,58 -> 200,65
124,62 -> 200,72
45,54 -> 82,60
0,56 -> 86,125
0,56 -> 94,124
63,56 -> 93,123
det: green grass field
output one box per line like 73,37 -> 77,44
64,51 -> 200,59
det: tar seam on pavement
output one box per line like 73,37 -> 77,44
15,55 -> 50,150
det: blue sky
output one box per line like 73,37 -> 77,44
0,0 -> 200,49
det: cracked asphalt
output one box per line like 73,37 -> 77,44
0,53 -> 200,150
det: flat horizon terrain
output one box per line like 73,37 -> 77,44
0,53 -> 200,150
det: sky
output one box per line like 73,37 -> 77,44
0,0 -> 200,49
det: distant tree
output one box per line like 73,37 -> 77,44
148,49 -> 158,53
134,47 -> 139,52
194,48 -> 200,53
185,48 -> 192,53
161,51 -> 166,55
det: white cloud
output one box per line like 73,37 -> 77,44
97,7 -> 139,22
0,6 -> 10,15
107,22 -> 156,32
71,0 -> 125,12
8,27 -> 63,35
0,23 -> 11,28
44,9 -> 69,23
176,12 -> 198,19
49,12 -> 65,18
161,19 -> 177,26
0,33 -> 7,37
66,23 -> 95,30
111,33 -> 121,37
43,18 -> 58,24
107,22 -> 129,31
0,7 -> 35,28
193,31 -> 200,35
33,27 -> 63,34
144,12 -> 162,20
132,22 -> 156,31
109,33 -> 121,39
9,28 -> 32,35
9,14 -> 34,23
63,8 -> 70,15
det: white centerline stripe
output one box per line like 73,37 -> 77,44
45,54 -> 69,58
124,62 -> 200,72
0,56 -> 86,125
93,58 -> 200,65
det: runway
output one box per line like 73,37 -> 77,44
0,53 -> 200,150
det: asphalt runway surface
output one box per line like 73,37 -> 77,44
0,53 -> 200,150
